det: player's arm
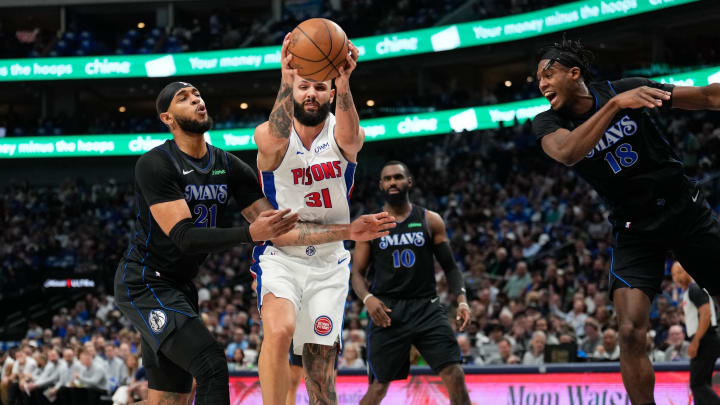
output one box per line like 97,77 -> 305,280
535,83 -> 670,166
426,210 -> 470,331
254,33 -> 296,171
333,41 -> 364,162
351,240 -> 392,327
687,285 -> 713,358
138,153 -> 296,254
671,83 -> 720,110
244,197 -> 396,246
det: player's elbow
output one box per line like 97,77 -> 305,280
705,83 -> 720,109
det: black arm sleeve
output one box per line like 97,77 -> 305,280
227,153 -> 265,209
688,283 -> 710,308
611,77 -> 675,113
433,241 -> 466,297
135,150 -> 185,205
169,218 -> 254,253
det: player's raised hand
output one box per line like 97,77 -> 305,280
612,86 -> 671,110
249,209 -> 299,241
366,296 -> 392,327
349,212 -> 396,241
336,40 -> 359,86
280,33 -> 297,84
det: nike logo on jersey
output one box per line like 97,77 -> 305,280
338,257 -> 348,265
296,151 -> 304,155
431,297 -> 439,303
183,169 -> 194,175
692,189 -> 700,202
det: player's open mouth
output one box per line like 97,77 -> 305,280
544,91 -> 558,106
196,106 -> 206,115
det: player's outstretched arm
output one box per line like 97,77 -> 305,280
427,210 -> 470,331
254,33 -> 296,171
333,41 -> 364,162
537,86 -> 670,166
351,241 -> 392,327
241,198 -> 396,246
671,83 -> 720,110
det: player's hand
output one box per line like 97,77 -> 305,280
349,212 -> 396,241
456,303 -> 471,332
280,33 -> 297,85
366,296 -> 392,327
249,209 -> 299,241
688,340 -> 699,359
336,40 -> 359,87
612,86 -> 671,110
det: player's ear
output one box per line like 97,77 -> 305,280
569,67 -> 581,81
330,87 -> 336,104
159,112 -> 172,127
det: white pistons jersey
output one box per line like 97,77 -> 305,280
258,113 -> 356,260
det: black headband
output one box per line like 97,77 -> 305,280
540,48 -> 586,73
156,81 -> 194,116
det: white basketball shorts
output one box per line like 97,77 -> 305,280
250,243 -> 350,354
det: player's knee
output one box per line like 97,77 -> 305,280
189,342 -> 229,384
263,318 -> 295,344
368,382 -> 389,399
617,321 -> 644,350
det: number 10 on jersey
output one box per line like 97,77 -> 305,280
304,188 -> 333,208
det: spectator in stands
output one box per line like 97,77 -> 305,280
504,261 -> 531,299
104,343 -> 127,394
593,329 -> 620,361
552,296 -> 588,338
458,335 -> 482,365
338,343 -> 365,369
25,347 -> 60,404
664,325 -> 690,361
227,348 -> 246,372
522,331 -> 546,365
57,347 -> 106,404
7,347 -> 37,404
580,318 -> 602,356
489,338 -> 520,364
647,332 -> 666,363
225,327 -> 248,360
1,347 -> 17,404
477,323 -> 504,361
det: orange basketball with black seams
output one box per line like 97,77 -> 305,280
288,18 -> 349,82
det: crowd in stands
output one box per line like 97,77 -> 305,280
1,105 -> 720,402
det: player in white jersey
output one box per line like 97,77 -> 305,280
253,33 -> 394,405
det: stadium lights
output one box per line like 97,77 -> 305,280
137,22 -> 146,29
240,102 -> 248,110
118,106 -> 126,113
526,76 -> 534,83
504,81 -> 512,87
366,100 -> 375,107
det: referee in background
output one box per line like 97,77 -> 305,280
672,261 -> 720,404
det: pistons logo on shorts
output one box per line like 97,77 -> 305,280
314,315 -> 333,336
306,245 -> 316,256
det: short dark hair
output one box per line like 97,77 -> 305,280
381,160 -> 412,178
537,34 -> 595,81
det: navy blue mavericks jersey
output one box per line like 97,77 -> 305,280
368,205 -> 437,299
123,139 -> 263,281
532,78 -> 693,224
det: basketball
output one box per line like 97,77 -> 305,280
287,18 -> 349,82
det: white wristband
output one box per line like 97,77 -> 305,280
363,293 -> 374,305
458,302 -> 470,309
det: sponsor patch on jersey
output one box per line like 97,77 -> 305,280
148,309 -> 167,334
314,315 -> 333,336
407,222 -> 422,228
211,169 -> 226,175
306,245 -> 316,256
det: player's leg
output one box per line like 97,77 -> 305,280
614,288 -> 654,405
412,298 -> 470,405
438,364 -> 470,405
359,380 -> 391,405
688,336 -> 720,405
286,349 -> 305,405
302,342 -> 339,404
259,293 -> 297,405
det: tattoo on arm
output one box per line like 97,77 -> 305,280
303,343 -> 338,405
158,392 -> 185,405
275,222 -> 349,246
337,91 -> 353,112
268,83 -> 294,139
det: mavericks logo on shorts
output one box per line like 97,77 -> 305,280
149,309 -> 167,334
314,315 -> 333,336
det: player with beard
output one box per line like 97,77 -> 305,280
351,161 -> 471,405
115,82 -> 390,405
532,37 -> 720,405
253,34 -> 396,405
